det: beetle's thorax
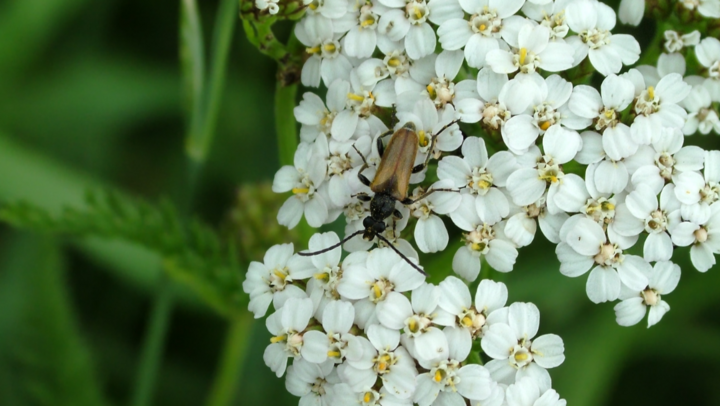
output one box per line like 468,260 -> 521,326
370,193 -> 396,221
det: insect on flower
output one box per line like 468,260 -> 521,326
298,121 -> 461,275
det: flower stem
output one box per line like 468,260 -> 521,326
130,277 -> 175,406
275,81 -> 316,242
204,313 -> 255,406
130,1 -> 238,404
186,0 -> 237,163
275,82 -> 298,167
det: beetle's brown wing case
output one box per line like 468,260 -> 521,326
370,129 -> 419,201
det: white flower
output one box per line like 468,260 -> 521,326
377,0 -> 461,60
339,324 -> 418,399
682,84 -> 720,135
413,327 -> 496,405
501,74 -> 587,155
408,180 -> 462,253
273,140 -> 330,228
450,194 -> 519,280
436,0 -> 526,68
337,247 -> 425,328
630,126 -> 704,195
438,276 -> 509,349
377,283 -> 454,361
255,0 -> 280,14
303,232 -> 368,304
295,18 -> 352,87
695,37 -> 720,102
612,184 -> 681,262
486,23 -> 574,76
614,261 -> 681,327
505,195 -> 569,247
522,0 -> 573,41
285,359 -> 340,405
625,71 -> 691,144
569,74 -> 637,161
674,151 -> 720,220
557,216 -> 650,303
301,299 -> 371,365
505,126 -> 582,214
396,50 -> 468,110
264,297 -> 316,377
481,302 -> 565,392
330,73 -> 395,142
505,376 -> 566,406
294,80 -> 348,143
355,49 -> 416,95
243,243 -> 314,318
341,0 -> 383,58
663,30 -> 701,53
303,0 -> 349,35
455,68 -> 533,130
671,204 -> 720,272
328,384 -> 413,405
679,0 -> 720,19
438,136 -> 518,225
618,0 -> 644,26
565,0 -> 640,76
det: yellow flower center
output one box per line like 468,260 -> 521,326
519,47 -> 528,65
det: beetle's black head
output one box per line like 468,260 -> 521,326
370,192 -> 396,222
362,215 -> 386,240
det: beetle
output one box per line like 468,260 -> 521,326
298,120 -> 460,275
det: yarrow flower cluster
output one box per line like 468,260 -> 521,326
244,0 -> 720,403
244,236 -> 567,405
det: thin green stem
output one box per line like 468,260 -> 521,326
130,277 -> 175,406
180,0 -> 206,153
186,0 -> 237,163
131,1 -> 238,403
204,314 -> 255,406
274,82 -> 315,241
275,82 -> 298,167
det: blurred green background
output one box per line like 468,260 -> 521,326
0,0 -> 718,405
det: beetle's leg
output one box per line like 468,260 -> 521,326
402,187 -> 463,205
376,129 -> 393,157
358,173 -> 372,187
352,144 -> 372,186
421,119 -> 461,169
352,144 -> 369,167
393,209 -> 403,219
354,192 -> 372,202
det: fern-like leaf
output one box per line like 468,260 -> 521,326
0,190 -> 244,316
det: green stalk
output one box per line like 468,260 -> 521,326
130,278 -> 175,406
274,82 -> 315,241
275,82 -> 298,167
131,1 -> 238,404
186,0 -> 238,163
204,314 -> 255,406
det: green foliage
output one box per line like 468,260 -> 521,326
0,190 -> 245,317
0,234 -> 107,406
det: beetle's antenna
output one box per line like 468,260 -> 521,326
434,119 -> 460,137
374,234 -> 427,276
297,230 -> 364,256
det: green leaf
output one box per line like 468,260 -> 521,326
0,233 -> 108,406
0,189 -> 245,316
